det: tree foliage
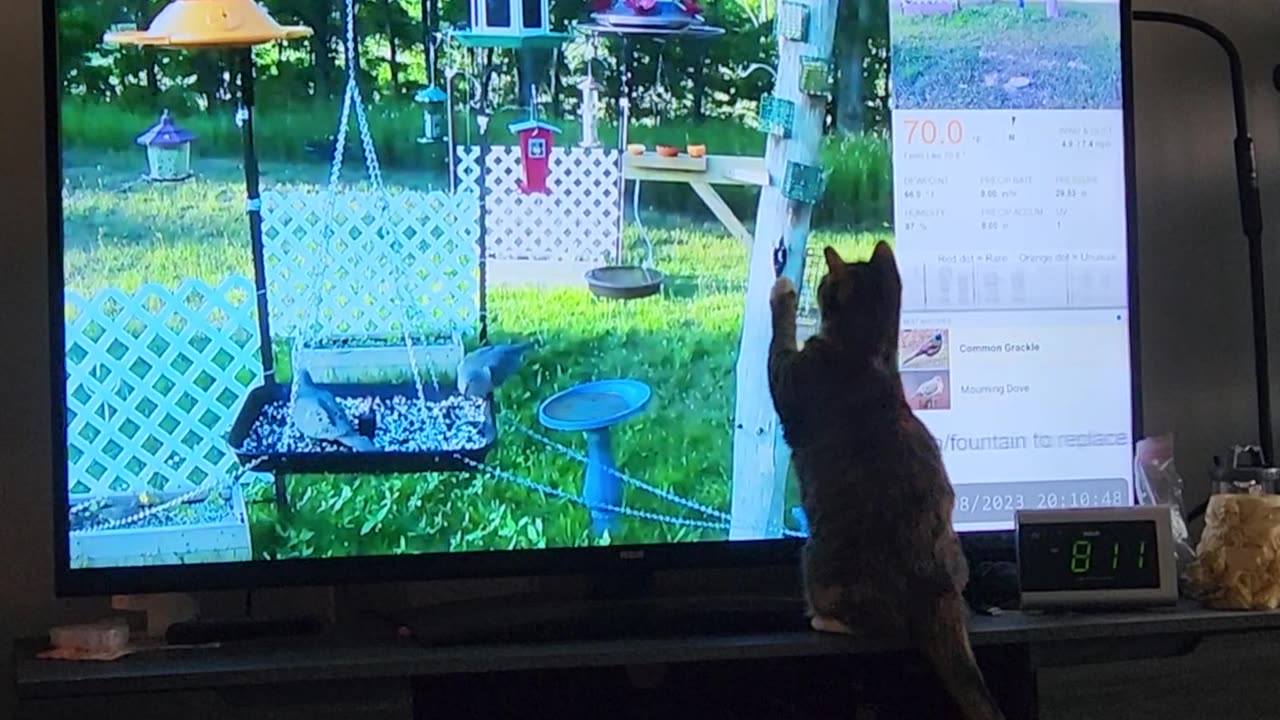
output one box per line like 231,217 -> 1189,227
56,0 -> 888,132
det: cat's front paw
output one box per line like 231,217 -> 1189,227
770,276 -> 798,311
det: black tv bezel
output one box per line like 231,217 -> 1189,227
47,0 -> 1141,596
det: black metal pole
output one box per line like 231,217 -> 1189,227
238,49 -> 278,390
237,49 -> 288,511
1134,11 -> 1273,465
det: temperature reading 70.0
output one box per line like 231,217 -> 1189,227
904,119 -> 964,145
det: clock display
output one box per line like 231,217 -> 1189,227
1018,521 -> 1160,592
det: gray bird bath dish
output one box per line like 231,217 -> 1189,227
585,266 -> 664,300
538,379 -> 652,533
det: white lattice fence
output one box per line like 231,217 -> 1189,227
457,145 -> 622,262
261,188 -> 482,339
65,278 -> 263,498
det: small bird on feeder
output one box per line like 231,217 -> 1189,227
456,342 -> 535,398
292,370 -> 376,451
903,332 -> 945,366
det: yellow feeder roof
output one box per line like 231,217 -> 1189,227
104,0 -> 312,49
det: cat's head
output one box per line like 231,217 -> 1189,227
816,241 -> 902,361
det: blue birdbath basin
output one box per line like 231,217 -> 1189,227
538,379 -> 652,534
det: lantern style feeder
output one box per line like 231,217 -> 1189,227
136,110 -> 197,182
414,85 -> 449,144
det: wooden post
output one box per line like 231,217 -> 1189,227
730,0 -> 839,540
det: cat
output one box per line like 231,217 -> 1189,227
768,242 -> 1005,720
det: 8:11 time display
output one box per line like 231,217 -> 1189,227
1068,536 -> 1148,575
1019,520 -> 1161,592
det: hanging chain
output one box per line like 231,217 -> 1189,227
507,419 -> 731,522
453,454 -> 731,532
74,456 -> 269,534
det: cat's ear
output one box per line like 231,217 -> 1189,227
870,241 -> 897,274
823,246 -> 846,275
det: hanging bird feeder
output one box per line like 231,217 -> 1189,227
453,0 -> 570,48
507,97 -> 561,195
414,84 -> 449,144
102,0 -> 312,48
577,70 -> 602,149
136,110 -> 197,182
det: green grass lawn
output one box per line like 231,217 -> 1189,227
63,151 -> 889,559
890,1 -> 1122,110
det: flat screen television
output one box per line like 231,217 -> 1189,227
49,0 -> 1139,596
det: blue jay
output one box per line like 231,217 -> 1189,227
456,342 -> 534,398
292,369 -> 376,451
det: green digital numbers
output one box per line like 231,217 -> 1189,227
1070,539 -> 1092,574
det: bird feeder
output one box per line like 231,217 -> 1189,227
758,95 -> 796,138
414,85 -> 449,144
508,103 -> 561,195
778,1 -> 809,41
102,0 -> 312,48
577,71 -> 602,149
454,0 -> 570,48
782,161 -> 827,204
136,110 -> 197,182
800,57 -> 832,96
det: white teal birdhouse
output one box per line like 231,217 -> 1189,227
136,110 -> 196,182
455,0 -> 569,48
577,71 -> 601,148
414,85 -> 449,144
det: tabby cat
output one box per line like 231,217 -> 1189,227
768,242 -> 1005,720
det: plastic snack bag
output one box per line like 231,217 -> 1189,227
1134,435 -> 1196,591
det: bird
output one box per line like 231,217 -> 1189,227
292,369 -> 376,451
456,342 -> 534,398
912,376 -> 946,409
903,332 -> 945,366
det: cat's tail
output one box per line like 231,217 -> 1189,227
911,592 -> 1006,720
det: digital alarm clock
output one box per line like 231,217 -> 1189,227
1015,506 -> 1179,610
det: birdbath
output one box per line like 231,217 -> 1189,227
538,379 -> 652,534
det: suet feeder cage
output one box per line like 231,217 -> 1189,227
758,95 -> 796,138
800,57 -> 832,96
778,1 -> 809,41
136,110 -> 197,182
414,85 -> 449,144
102,0 -> 312,48
782,161 -> 827,204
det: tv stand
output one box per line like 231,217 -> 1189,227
384,581 -> 808,646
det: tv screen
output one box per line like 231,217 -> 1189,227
52,0 -> 1136,590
